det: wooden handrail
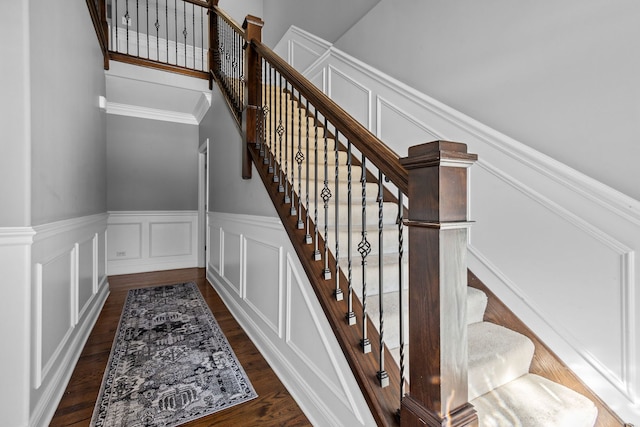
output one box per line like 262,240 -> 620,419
250,40 -> 409,196
212,5 -> 246,37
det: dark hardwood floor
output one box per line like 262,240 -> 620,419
50,268 -> 311,427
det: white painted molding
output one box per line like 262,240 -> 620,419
107,210 -> 199,275
0,227 -> 35,245
193,92 -> 212,123
207,211 -> 376,426
106,101 -> 199,125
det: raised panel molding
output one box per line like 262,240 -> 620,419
207,212 -> 376,426
243,236 -> 283,337
376,95 -> 441,150
285,254 -> 365,425
29,213 -> 110,427
107,211 -> 199,275
221,229 -> 242,296
327,65 -> 372,130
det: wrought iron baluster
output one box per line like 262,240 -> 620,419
135,0 -> 139,57
322,117 -> 332,279
377,170 -> 389,387
276,76 -> 285,190
289,88 -> 297,215
283,83 -> 291,204
174,0 -> 178,65
260,62 -> 267,156
312,109 -> 321,261
111,1 -> 120,52
183,1 -> 187,67
145,0 -> 148,59
346,140 -> 355,325
265,65 -> 273,169
165,0 -> 168,61
398,191 -> 405,401
334,129 -> 343,301
125,0 -> 130,54
304,100 -> 312,244
200,6 -> 204,70
155,0 -> 159,61
296,94 -> 304,228
192,3 -> 195,69
359,155 -> 372,353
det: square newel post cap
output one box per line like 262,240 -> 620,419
400,140 -> 477,170
243,15 -> 264,30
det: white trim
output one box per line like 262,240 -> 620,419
32,213 -> 107,242
106,101 -> 199,125
107,211 -> 199,275
0,227 -> 35,245
193,92 -> 212,123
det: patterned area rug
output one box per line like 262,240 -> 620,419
91,282 -> 257,426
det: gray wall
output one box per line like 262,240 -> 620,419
30,0 -> 108,225
334,0 -> 640,201
0,1 -> 31,227
107,115 -> 199,211
199,88 -> 276,217
219,0 -> 264,29
262,0 -> 381,47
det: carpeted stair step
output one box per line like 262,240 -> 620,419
468,321 -> 535,400
325,223 -> 408,257
471,373 -> 598,426
343,252 -> 408,296
367,287 -> 490,350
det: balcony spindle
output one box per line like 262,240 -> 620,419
304,100 -> 312,244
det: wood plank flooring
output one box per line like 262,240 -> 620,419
50,268 -> 311,427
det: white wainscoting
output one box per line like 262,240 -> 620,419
107,211 -> 199,275
274,26 -> 640,422
0,227 -> 35,427
29,213 -> 109,427
207,212 -> 376,426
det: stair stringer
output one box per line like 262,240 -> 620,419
206,211 -> 377,427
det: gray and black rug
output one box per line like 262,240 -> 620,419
91,282 -> 257,427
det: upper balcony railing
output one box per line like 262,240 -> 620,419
87,0 -> 211,79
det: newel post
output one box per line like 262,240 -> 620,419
399,141 -> 478,427
241,15 -> 264,180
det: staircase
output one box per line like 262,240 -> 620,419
260,85 -> 598,426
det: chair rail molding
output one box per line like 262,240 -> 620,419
273,24 -> 640,422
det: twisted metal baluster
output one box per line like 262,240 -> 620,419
321,117 -> 332,279
125,0 -> 130,55
136,0 -> 139,57
155,0 -> 159,61
165,1 -> 169,61
192,3 -> 196,69
334,129 -> 343,301
359,155 -> 372,353
174,0 -> 178,65
377,170 -> 389,387
346,140 -> 355,325
289,88 -> 296,214
398,191 -> 406,401
145,0 -> 149,59
265,66 -> 273,169
312,109 -> 321,261
284,83 -> 291,204
200,5 -> 204,69
304,100 -> 312,244
295,93 -> 304,225
276,75 -> 285,188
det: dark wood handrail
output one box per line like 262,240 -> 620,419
250,40 -> 409,196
